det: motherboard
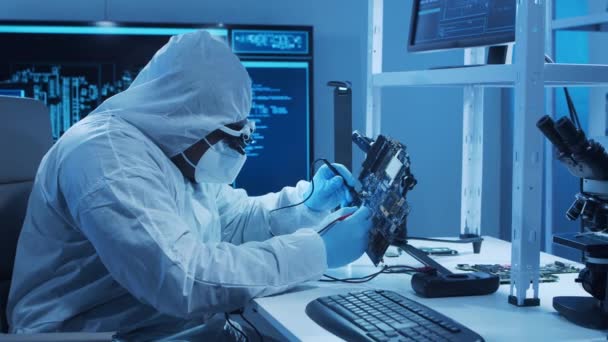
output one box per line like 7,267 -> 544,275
352,131 -> 417,266
455,261 -> 581,284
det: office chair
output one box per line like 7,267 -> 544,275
0,96 -> 112,341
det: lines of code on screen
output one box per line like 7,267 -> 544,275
414,0 -> 515,46
236,62 -> 310,195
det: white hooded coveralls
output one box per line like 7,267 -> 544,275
7,30 -> 328,338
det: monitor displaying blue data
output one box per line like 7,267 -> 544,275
408,0 -> 516,52
232,29 -> 309,54
0,22 -> 313,196
235,61 -> 310,195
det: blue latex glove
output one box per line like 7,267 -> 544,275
304,163 -> 357,212
318,206 -> 373,269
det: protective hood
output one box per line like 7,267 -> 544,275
90,30 -> 252,157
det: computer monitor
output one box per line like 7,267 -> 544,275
408,0 -> 516,52
0,21 -> 313,196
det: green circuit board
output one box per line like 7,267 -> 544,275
455,261 -> 580,284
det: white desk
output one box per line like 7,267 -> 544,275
250,237 -> 607,341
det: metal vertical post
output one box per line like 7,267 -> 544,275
544,0 -> 555,254
460,47 -> 486,251
509,0 -> 546,307
366,0 -> 383,139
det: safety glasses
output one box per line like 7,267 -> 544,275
216,119 -> 256,155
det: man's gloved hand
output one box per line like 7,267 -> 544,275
304,163 -> 357,212
318,206 -> 373,269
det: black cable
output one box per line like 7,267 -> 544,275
239,312 -> 264,342
563,88 -> 582,130
407,236 -> 483,244
320,266 -> 388,283
545,54 -> 582,131
268,158 -> 327,216
321,159 -> 360,204
272,158 -> 357,237
224,313 -> 249,342
317,216 -> 342,236
320,265 -> 423,284
382,265 -> 424,274
316,207 -> 359,236
268,158 -> 330,236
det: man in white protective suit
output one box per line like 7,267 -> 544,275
7,30 -> 373,341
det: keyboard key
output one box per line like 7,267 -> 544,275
425,331 -> 444,340
374,322 -> 396,333
413,326 -> 429,335
391,322 -> 418,330
361,323 -> 377,332
367,331 -> 389,341
354,318 -> 366,324
401,329 -> 419,338
385,330 -> 399,337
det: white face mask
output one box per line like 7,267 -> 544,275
194,140 -> 246,184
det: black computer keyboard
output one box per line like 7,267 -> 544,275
305,290 -> 483,342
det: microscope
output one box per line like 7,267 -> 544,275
537,115 -> 608,329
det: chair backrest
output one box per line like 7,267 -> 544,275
0,96 -> 52,332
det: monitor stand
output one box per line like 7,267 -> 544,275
429,44 -> 513,70
487,44 -> 512,64
395,242 -> 500,298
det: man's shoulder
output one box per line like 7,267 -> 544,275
53,115 -> 169,192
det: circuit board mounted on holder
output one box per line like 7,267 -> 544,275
352,131 -> 417,266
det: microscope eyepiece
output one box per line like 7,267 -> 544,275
537,115 -> 572,156
555,117 -> 588,155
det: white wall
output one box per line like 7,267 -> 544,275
378,1 -> 501,239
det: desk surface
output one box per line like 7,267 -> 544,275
251,237 -> 607,341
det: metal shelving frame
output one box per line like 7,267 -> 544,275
366,0 -> 608,305
552,12 -> 608,32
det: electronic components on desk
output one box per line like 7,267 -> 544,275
384,246 -> 401,258
455,262 -> 580,285
384,246 -> 460,257
419,247 -> 458,256
352,131 -> 417,266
